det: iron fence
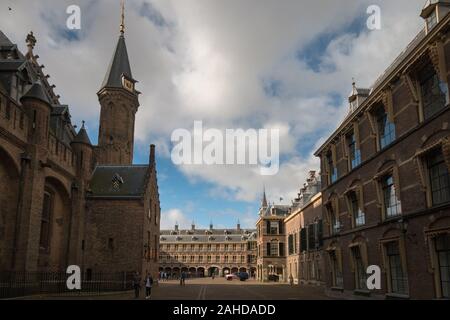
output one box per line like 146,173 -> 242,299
0,271 -> 134,299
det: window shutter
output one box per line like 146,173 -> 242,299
278,221 -> 283,234
318,220 -> 324,248
300,228 -> 307,253
266,243 -> 271,256
308,224 -> 315,250
279,242 -> 285,257
266,221 -> 270,234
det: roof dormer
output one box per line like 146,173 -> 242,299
421,0 -> 450,34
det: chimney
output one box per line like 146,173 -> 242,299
150,144 -> 156,165
237,220 -> 241,231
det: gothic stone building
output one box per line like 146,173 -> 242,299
159,223 -> 257,278
314,2 -> 450,299
0,17 -> 160,277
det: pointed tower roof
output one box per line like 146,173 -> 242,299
0,30 -> 13,46
100,1 -> 133,89
261,187 -> 268,208
73,121 -> 92,145
21,81 -> 51,105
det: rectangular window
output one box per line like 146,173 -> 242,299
386,242 -> 409,295
348,191 -> 365,227
330,251 -> 343,288
270,241 -> 279,257
270,221 -> 279,235
39,192 -> 52,250
352,247 -> 367,290
327,202 -> 340,234
326,151 -> 338,184
435,234 -> 450,298
288,234 -> 294,255
375,106 -> 396,149
419,64 -> 447,120
427,149 -> 450,206
347,132 -> 361,170
381,175 -> 402,218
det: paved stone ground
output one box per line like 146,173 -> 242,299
13,278 -> 333,300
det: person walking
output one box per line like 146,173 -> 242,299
132,272 -> 141,299
145,273 -> 154,300
180,271 -> 186,286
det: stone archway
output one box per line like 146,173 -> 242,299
208,266 -> 220,277
222,267 -> 230,276
231,267 -> 238,274
0,147 -> 20,272
172,267 -> 180,278
239,267 -> 247,273
197,267 -> 205,277
38,176 -> 72,271
188,267 -> 196,278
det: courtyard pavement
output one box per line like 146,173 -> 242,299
12,278 -> 333,300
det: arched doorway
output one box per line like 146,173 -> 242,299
208,267 -> 219,277
250,267 -> 256,278
197,267 -> 205,277
37,177 -> 71,271
0,147 -> 20,272
188,267 -> 196,278
222,267 -> 230,276
231,267 -> 238,274
239,267 -> 247,273
172,267 -> 180,278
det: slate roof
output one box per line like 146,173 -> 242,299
20,81 -> 51,105
160,229 -> 257,243
101,35 -> 133,89
0,30 -> 13,47
88,165 -> 150,198
73,125 -> 92,145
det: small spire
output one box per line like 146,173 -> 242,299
26,31 -> 36,59
120,0 -> 125,35
261,186 -> 268,208
81,120 -> 86,129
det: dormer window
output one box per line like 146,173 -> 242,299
426,9 -> 438,31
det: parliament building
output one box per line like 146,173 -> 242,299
0,7 -> 160,278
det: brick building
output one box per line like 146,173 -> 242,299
0,5 -> 160,277
159,222 -> 257,278
314,2 -> 450,299
255,191 -> 290,282
285,171 -> 324,286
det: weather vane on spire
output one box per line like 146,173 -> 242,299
120,0 -> 125,35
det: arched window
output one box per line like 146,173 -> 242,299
39,191 -> 53,251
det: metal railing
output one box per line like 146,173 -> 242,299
0,271 -> 134,299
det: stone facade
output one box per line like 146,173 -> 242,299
285,171 -> 324,286
314,3 -> 450,299
159,223 -> 257,278
0,11 -> 160,278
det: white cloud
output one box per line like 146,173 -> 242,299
160,208 -> 191,230
1,0 -> 428,205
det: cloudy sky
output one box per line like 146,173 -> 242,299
1,0 -> 426,229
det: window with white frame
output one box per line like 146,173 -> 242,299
381,175 -> 402,218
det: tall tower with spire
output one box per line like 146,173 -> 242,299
97,0 -> 140,165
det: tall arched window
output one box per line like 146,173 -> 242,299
39,191 -> 53,251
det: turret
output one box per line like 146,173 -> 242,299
71,121 -> 93,179
20,81 -> 52,148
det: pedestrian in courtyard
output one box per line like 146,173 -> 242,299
289,275 -> 294,286
132,271 -> 141,299
145,273 -> 154,300
180,271 -> 186,286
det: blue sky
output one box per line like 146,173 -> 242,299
1,0 -> 426,230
